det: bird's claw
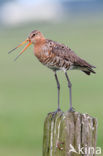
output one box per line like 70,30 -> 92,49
52,108 -> 62,118
68,107 -> 75,112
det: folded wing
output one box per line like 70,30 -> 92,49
48,40 -> 96,75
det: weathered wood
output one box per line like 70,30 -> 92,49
43,111 -> 97,156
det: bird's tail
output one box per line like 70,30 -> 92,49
82,66 -> 96,75
73,57 -> 96,75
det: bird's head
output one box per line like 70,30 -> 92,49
8,30 -> 45,61
28,30 -> 45,44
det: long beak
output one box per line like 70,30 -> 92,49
8,38 -> 32,61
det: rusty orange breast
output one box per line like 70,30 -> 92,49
33,40 -> 55,64
34,40 -> 45,57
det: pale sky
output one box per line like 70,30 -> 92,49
1,0 -> 62,26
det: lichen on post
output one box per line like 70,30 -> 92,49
43,111 -> 97,156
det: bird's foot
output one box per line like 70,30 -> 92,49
68,107 -> 75,112
52,108 -> 62,118
56,108 -> 61,112
48,108 -> 62,116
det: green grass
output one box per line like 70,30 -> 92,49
0,19 -> 103,155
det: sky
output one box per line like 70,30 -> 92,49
0,0 -> 62,26
0,0 -> 102,27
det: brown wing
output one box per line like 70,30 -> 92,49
47,39 -> 96,75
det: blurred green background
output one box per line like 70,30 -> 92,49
0,0 -> 103,155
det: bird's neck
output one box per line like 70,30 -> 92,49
33,38 -> 46,56
35,37 -> 45,44
34,37 -> 46,47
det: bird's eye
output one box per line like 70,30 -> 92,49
31,34 -> 36,38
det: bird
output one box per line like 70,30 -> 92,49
8,30 -> 96,112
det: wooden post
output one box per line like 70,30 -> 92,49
43,111 -> 97,156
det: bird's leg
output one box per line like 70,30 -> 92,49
54,71 -> 61,112
65,72 -> 74,112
